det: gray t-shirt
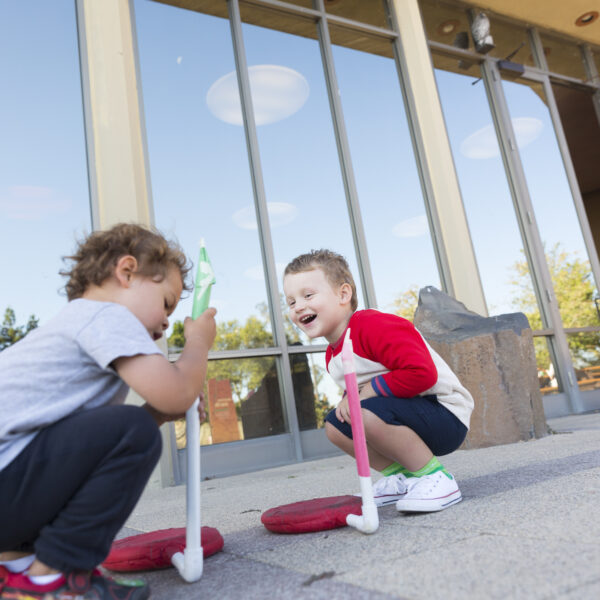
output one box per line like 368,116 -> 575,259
0,298 -> 162,471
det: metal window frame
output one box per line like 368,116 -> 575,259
418,8 -> 597,413
165,0 -> 450,482
387,8 -> 455,298
130,0 -> 600,482
478,44 -> 585,413
74,0 -> 100,231
227,0 -> 303,462
314,0 -> 378,309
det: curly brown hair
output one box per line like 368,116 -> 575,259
284,249 -> 358,311
61,223 -> 192,300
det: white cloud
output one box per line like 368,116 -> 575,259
0,185 -> 70,220
244,262 -> 286,281
232,202 -> 298,230
176,56 -> 183,65
206,65 -> 309,126
392,214 -> 429,238
460,117 -> 543,159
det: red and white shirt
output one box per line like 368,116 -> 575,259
326,310 -> 473,429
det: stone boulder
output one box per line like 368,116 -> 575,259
413,286 -> 548,449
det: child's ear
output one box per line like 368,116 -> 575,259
339,282 -> 353,306
114,255 -> 138,287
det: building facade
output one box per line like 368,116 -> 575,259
2,0 -> 600,484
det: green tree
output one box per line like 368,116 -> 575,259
0,307 -> 39,351
168,320 -> 185,351
313,394 -> 332,429
508,244 -> 600,369
169,315 -> 273,404
168,300 -> 333,425
391,285 -> 420,321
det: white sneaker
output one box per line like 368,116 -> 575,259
368,474 -> 409,507
395,471 -> 462,512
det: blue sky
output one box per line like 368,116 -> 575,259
0,0 -> 594,338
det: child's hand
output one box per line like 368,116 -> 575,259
116,309 -> 216,416
183,307 -> 217,348
335,393 -> 351,424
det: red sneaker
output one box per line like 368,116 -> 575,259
0,568 -> 149,599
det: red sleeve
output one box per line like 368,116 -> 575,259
353,311 -> 437,398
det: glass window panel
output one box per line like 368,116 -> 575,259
175,356 -> 286,448
538,33 -> 587,80
594,49 -> 600,80
240,1 -> 318,41
134,1 -> 273,348
324,0 -> 390,30
485,17 -> 534,67
328,23 -> 393,58
289,351 -> 341,430
433,56 -> 539,319
240,17 -> 364,345
333,40 -> 441,315
0,0 -> 91,329
280,0 -> 312,7
502,78 -> 599,328
535,336 -> 560,395
567,331 -> 600,391
551,83 -> 600,259
155,0 -> 229,20
419,0 -> 471,48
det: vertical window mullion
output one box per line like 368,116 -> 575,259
227,0 -> 303,460
314,0 -> 378,309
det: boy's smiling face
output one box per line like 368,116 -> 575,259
283,267 -> 353,344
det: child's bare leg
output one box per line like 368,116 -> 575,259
325,421 -> 406,471
0,551 -> 37,575
361,410 -> 433,471
27,559 -> 60,576
325,412 -> 433,472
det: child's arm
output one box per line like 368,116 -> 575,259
143,392 -> 207,426
113,308 -> 217,416
356,311 -> 438,398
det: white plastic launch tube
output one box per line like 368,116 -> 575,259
173,241 -> 214,581
171,400 -> 204,581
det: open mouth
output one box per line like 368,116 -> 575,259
152,332 -> 163,341
300,314 -> 317,325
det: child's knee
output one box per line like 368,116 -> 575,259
361,409 -> 390,439
325,421 -> 350,447
118,406 -> 162,460
325,421 -> 338,443
361,408 -> 378,429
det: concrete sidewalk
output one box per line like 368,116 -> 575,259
116,412 -> 600,599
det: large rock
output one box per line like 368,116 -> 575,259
413,286 -> 548,449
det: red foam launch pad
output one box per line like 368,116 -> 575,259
102,526 -> 224,572
261,495 -> 362,534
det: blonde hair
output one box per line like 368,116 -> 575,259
284,249 -> 358,311
61,223 -> 191,300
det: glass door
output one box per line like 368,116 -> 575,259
491,62 -> 600,410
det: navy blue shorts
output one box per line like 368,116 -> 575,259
325,394 -> 467,457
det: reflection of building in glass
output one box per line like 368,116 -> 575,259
207,379 -> 242,444
241,351 -> 317,439
3,0 -> 600,483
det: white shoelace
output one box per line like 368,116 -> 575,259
372,474 -> 408,497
